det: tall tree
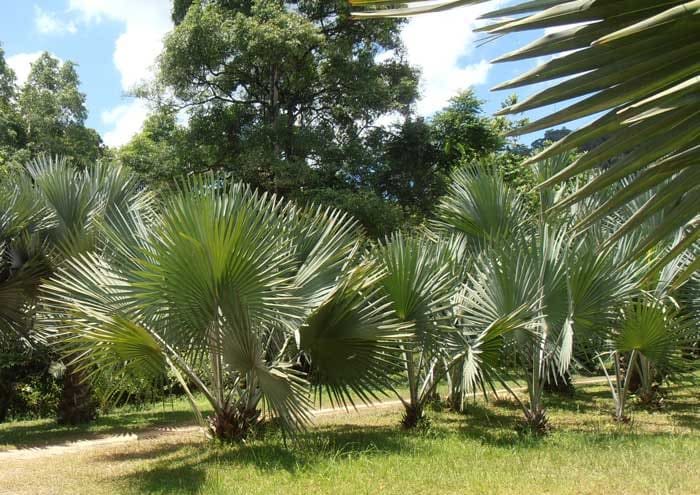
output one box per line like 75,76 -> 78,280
18,52 -> 103,167
0,44 -> 26,178
431,90 -> 504,167
0,44 -> 15,104
373,117 -> 442,219
118,109 -> 189,186
370,91 -> 516,220
148,0 -> 418,198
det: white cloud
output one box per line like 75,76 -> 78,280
34,6 -> 77,35
7,51 -> 46,86
100,99 -> 150,147
401,4 -> 494,116
68,0 -> 172,145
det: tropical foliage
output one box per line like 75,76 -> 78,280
372,233 -> 455,427
0,156 -> 147,423
1,0 -> 698,445
1,150 -> 697,439
41,175 -> 410,440
350,0 -> 700,282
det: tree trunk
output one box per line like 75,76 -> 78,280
0,380 -> 12,422
207,404 -> 261,442
401,349 -> 426,428
56,363 -> 98,425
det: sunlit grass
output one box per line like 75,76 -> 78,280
0,395 -> 211,451
1,382 -> 698,494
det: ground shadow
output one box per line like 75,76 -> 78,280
671,413 -> 700,430
439,402 -> 540,448
5,381 -> 699,495
110,423 -> 416,494
544,388 -> 611,414
0,408 -> 200,450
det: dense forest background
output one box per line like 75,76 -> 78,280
0,0 -> 575,237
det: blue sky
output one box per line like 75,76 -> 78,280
0,0 -> 571,147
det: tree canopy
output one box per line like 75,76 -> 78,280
148,0 -> 417,195
0,50 -> 103,175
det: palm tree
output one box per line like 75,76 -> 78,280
0,175 -> 49,338
435,161 -> 638,432
2,155 -> 159,424
432,162 -> 528,250
42,176 -> 409,441
0,176 -> 51,421
351,0 -> 700,282
372,232 -> 456,427
599,296 -> 696,422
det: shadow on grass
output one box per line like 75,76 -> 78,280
108,423 -> 415,494
435,402 -> 543,448
671,413 -> 700,430
99,383 -> 700,494
545,388 -> 611,413
0,408 -> 201,450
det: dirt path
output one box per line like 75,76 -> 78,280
0,376 -> 608,460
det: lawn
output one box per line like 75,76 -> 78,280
1,382 -> 698,495
0,379 -> 460,451
0,396 -> 212,452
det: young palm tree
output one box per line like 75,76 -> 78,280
42,176 -> 409,441
0,176 -> 49,338
435,161 -> 639,432
372,232 -> 456,427
26,156 -> 151,424
599,296 -> 697,422
1,157 -> 145,423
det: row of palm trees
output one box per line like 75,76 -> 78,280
348,0 -> 700,432
2,155 -> 697,439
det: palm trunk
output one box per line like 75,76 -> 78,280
56,360 -> 97,425
401,348 -> 425,428
608,350 -> 636,422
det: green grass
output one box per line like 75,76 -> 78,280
0,395 -> 211,451
0,375 -> 516,451
1,382 -> 699,494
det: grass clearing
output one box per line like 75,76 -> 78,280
1,382 -> 698,494
0,396 -> 212,452
0,379 -> 460,452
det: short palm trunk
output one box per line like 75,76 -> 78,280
521,407 -> 550,436
543,372 -> 575,396
56,366 -> 98,425
401,403 -> 427,429
207,405 -> 261,442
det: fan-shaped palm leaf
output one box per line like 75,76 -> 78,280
43,175 -> 408,440
299,261 -> 411,408
370,232 -> 457,425
433,163 -> 529,249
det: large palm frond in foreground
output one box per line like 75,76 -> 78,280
351,0 -> 700,282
